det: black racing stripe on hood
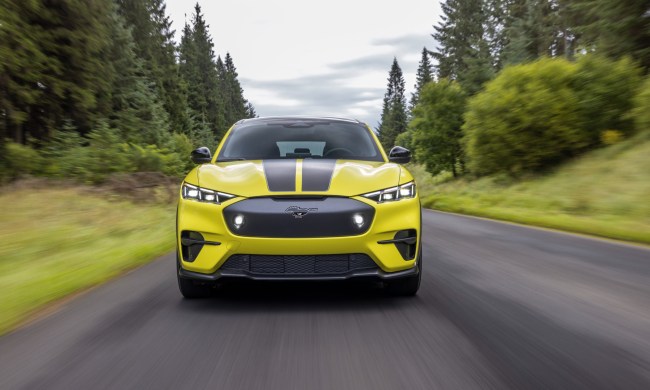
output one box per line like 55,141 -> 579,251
302,159 -> 336,191
263,160 -> 296,191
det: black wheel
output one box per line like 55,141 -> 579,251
386,247 -> 422,296
176,253 -> 212,299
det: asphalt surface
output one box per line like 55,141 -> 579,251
1,210 -> 650,389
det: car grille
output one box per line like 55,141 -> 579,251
220,254 -> 378,275
222,197 -> 375,238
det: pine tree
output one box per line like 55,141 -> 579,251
573,0 -> 650,70
432,0 -> 495,94
409,48 -> 434,116
215,55 -> 228,130
0,0 -> 41,143
503,0 -> 555,63
179,3 -> 224,138
1,0 -> 113,142
502,0 -> 578,65
147,0 -> 190,134
245,102 -> 257,118
484,0 -> 510,70
377,58 -> 408,150
103,5 -> 168,145
222,53 -> 250,127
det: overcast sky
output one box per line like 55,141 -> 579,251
166,0 -> 440,128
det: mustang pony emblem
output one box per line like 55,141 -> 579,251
285,206 -> 318,219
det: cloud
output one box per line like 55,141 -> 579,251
240,33 -> 437,127
371,33 -> 434,55
329,54 -> 399,72
330,34 -> 433,72
241,73 -> 385,126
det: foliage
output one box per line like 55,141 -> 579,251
409,48 -> 434,115
629,76 -> 650,134
463,58 -> 583,175
179,4 -> 225,138
394,131 -> 416,155
0,0 -> 113,142
3,142 -> 43,181
116,0 -> 191,134
41,127 -> 93,179
571,55 -> 642,145
410,80 -> 467,177
164,132 -> 195,173
104,6 -> 169,146
600,130 -> 624,146
377,58 -> 408,150
221,53 -> 255,129
0,0 -> 257,184
416,133 -> 650,244
433,0 -> 496,95
502,0 -> 577,65
572,0 -> 650,70
2,121 -> 194,184
463,56 -> 642,176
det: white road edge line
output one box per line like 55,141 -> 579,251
423,208 -> 650,251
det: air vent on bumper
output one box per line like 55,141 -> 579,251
378,229 -> 417,260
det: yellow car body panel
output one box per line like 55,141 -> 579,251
177,193 -> 420,274
194,159 -> 404,198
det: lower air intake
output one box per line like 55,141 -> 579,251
221,254 -> 378,275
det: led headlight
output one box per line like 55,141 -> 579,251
181,183 -> 236,204
361,182 -> 416,203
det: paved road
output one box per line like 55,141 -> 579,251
1,210 -> 649,389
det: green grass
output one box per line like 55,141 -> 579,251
412,133 -> 650,244
0,187 -> 175,335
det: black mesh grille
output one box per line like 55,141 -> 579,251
221,254 -> 378,275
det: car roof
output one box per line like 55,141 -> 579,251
234,116 -> 366,126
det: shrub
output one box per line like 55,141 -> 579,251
3,141 -> 43,180
572,55 -> 642,144
42,129 -> 92,179
82,122 -> 135,183
3,124 -> 196,185
394,130 -> 416,156
129,143 -> 187,178
463,56 -> 642,176
629,76 -> 650,134
164,132 -> 195,174
463,58 -> 583,176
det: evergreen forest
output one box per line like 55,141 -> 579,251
1,1 -> 255,181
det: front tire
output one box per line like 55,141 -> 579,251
177,253 -> 212,299
386,246 -> 422,296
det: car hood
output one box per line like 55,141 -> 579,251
196,159 -> 401,197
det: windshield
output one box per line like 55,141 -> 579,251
217,120 -> 384,162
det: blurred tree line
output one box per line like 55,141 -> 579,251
0,1 -> 255,182
379,0 -> 650,177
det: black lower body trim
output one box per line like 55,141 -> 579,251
178,262 -> 419,282
181,237 -> 221,246
221,253 -> 378,275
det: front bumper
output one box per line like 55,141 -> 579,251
177,195 -> 421,276
178,260 -> 420,282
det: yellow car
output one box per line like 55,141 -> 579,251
176,117 -> 421,298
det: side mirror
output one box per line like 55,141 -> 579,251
191,147 -> 212,164
388,146 -> 411,164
